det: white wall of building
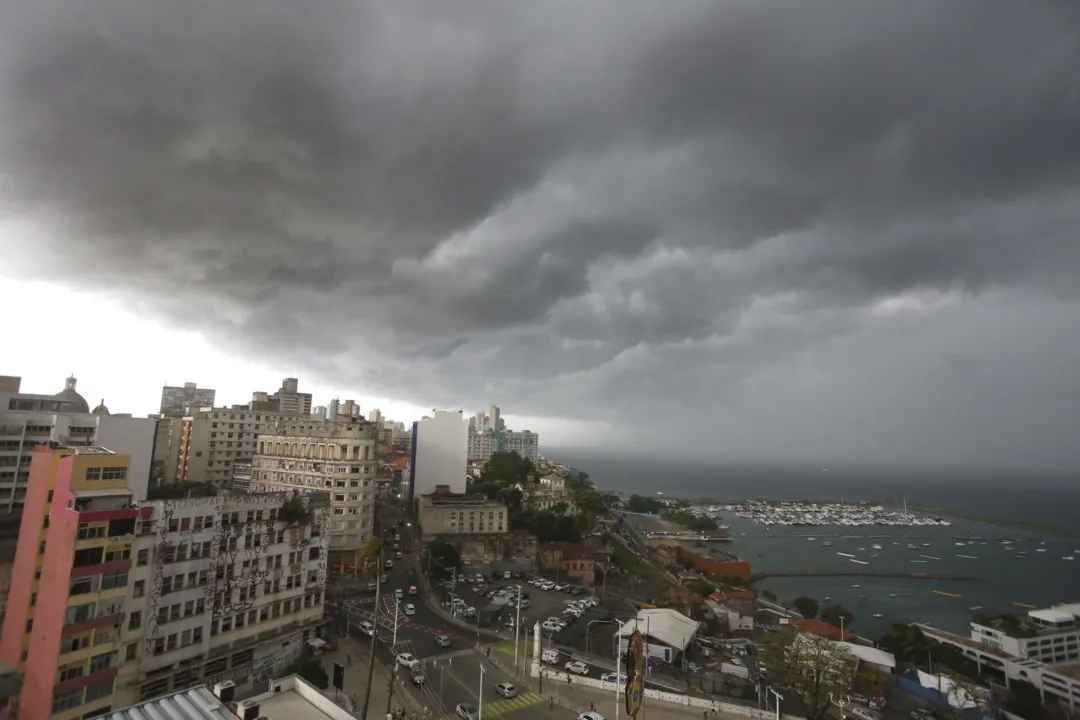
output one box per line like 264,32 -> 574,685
96,415 -> 156,501
413,411 -> 469,496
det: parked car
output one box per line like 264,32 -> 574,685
600,672 -> 626,684
542,621 -> 561,633
579,713 -> 605,720
503,571 -> 512,579
396,653 -> 419,670
542,649 -> 560,664
516,599 -> 531,609
404,603 -> 416,616
366,582 -> 377,592
848,708 -> 881,720
494,683 -> 517,698
456,704 -> 480,720
555,583 -> 569,592
910,710 -> 937,720
564,661 -> 589,675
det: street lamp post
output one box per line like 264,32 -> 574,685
478,663 -> 486,720
513,585 -> 523,668
768,688 -> 784,720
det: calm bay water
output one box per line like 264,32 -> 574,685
550,449 -> 1080,636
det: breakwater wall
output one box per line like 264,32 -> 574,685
751,571 -> 976,580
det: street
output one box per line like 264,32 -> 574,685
426,650 -> 577,720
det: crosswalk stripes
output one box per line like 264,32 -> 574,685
432,693 -> 544,720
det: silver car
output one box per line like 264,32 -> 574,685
494,683 -> 517,698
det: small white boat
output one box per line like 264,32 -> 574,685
837,552 -> 855,558
871,544 -> 882,550
969,605 -> 983,610
852,584 -> 861,588
851,559 -> 869,565
1037,549 -> 1047,553
1064,556 -> 1075,561
872,613 -> 883,618
807,537 -> 816,541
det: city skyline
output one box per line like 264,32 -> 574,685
4,3 -> 1080,468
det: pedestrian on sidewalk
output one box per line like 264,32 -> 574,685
590,702 -> 595,712
549,697 -> 554,710
346,653 -> 352,666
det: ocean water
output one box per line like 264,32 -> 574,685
550,449 -> 1080,636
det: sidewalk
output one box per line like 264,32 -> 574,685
320,635 -> 437,720
489,650 -> 762,720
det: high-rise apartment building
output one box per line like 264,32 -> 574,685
488,405 -> 501,432
327,398 -> 341,421
410,411 -> 469,499
251,421 -> 378,568
0,444 -> 141,719
0,444 -> 328,718
159,382 -> 216,415
159,407 -> 294,487
0,376 -> 156,509
249,378 -> 312,416
467,429 -> 540,463
367,409 -> 383,424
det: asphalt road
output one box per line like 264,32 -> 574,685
428,650 -> 581,720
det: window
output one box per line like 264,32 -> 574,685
128,611 -> 141,631
58,665 -> 84,682
101,570 -> 128,591
70,576 -> 98,596
52,690 -> 83,713
64,602 -> 96,625
85,678 -> 115,702
101,467 -> 127,480
89,651 -> 117,673
137,549 -> 149,566
125,643 -> 138,662
86,467 -> 102,481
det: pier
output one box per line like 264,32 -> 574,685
751,570 -> 976,580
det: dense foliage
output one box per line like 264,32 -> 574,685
792,596 -> 820,619
760,629 -> 868,720
820,603 -> 855,629
627,495 -> 664,514
662,508 -> 719,531
425,539 -> 463,579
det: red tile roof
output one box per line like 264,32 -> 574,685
789,619 -> 856,641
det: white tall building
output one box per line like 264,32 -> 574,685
467,429 -> 540,463
410,411 -> 469,498
160,381 -> 216,414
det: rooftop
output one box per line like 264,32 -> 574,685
618,608 -> 700,651
101,687 -> 236,720
422,490 -> 503,506
1048,662 -> 1080,682
788,618 -> 855,641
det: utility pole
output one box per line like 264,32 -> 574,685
478,663 -> 486,720
360,548 -> 383,720
513,585 -> 522,668
385,599 -> 401,715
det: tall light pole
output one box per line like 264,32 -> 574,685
385,598 -> 401,716
478,663 -> 486,720
360,548 -> 384,720
513,585 -> 523,668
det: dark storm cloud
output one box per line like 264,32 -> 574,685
3,0 -> 1080,466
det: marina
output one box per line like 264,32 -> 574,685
699,499 -> 952,527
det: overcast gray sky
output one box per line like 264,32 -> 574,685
2,0 -> 1080,468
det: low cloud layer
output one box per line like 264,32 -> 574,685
3,0 -> 1080,467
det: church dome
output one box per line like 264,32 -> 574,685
54,375 -> 91,414
92,398 -> 110,416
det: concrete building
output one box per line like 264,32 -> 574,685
525,488 -> 577,515
124,492 -> 327,704
0,375 -> 155,509
327,398 -> 341,421
159,383 -> 216,415
251,421 -> 378,568
919,602 -> 1080,713
311,405 -> 327,420
409,411 -> 469,499
249,378 -> 312,416
0,444 -> 142,720
0,443 -> 330,719
417,487 -> 534,563
159,407 -> 295,487
467,429 -> 539,463
537,542 -> 595,586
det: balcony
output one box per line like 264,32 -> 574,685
63,606 -> 124,635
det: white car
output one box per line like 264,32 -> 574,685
541,582 -> 556,591
494,683 -> 517,698
555,583 -> 569,592
516,599 -> 531,609
358,621 -> 375,636
542,649 -> 560,664
848,708 -> 881,720
579,713 -> 605,720
435,634 -> 452,648
600,672 -> 626,684
456,704 -> 479,720
396,653 -> 419,670
395,589 -> 403,600
541,621 -> 562,633
404,603 -> 416,616
564,661 -> 589,675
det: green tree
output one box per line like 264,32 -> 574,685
359,537 -> 381,564
481,452 -> 534,486
877,623 -> 929,665
283,659 -> 329,690
793,596 -> 820,619
760,589 -> 778,602
572,487 -> 605,515
821,604 -> 855,630
627,495 -> 664,514
760,629 -> 867,720
552,502 -> 569,516
425,540 -> 462,579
